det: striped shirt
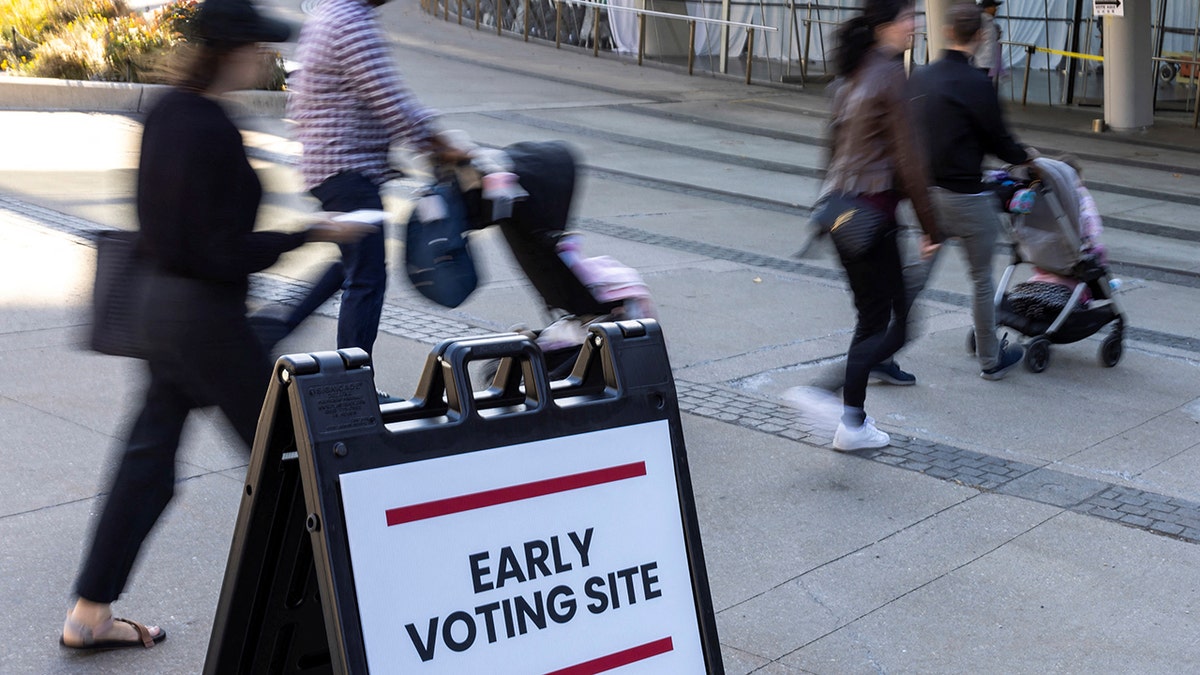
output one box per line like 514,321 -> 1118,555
289,0 -> 438,190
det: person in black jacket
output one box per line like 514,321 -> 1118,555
60,0 -> 373,651
909,2 -> 1034,380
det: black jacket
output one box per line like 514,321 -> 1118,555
137,90 -> 307,290
909,49 -> 1030,194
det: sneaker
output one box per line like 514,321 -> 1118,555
869,360 -> 916,386
377,388 -> 404,404
833,419 -> 891,451
980,344 -> 1025,381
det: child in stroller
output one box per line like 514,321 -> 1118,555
1018,155 -> 1107,302
980,156 -> 1126,373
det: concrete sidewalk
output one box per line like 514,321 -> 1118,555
5,181 -> 1199,674
3,2 -> 1200,672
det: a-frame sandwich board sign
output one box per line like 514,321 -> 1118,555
205,319 -> 723,674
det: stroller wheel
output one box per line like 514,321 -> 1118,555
1024,338 -> 1051,373
966,329 -> 976,355
1099,334 -> 1123,368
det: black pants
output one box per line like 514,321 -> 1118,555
75,275 -> 270,603
839,227 -> 908,424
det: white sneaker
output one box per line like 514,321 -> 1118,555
833,419 -> 890,451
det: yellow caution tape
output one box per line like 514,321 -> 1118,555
1034,46 -> 1104,62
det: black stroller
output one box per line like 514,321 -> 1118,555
972,157 -> 1126,373
251,142 -> 654,379
462,141 -> 657,377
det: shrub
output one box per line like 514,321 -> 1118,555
0,0 -> 128,41
27,16 -> 106,80
153,0 -> 199,42
0,0 -> 43,65
0,50 -> 26,74
49,0 -> 129,24
103,12 -> 176,82
30,37 -> 99,80
0,0 -> 284,89
1,0 -> 59,41
1,0 -> 129,76
263,49 -> 287,91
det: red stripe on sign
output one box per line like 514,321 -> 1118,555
384,462 -> 647,526
544,637 -> 675,675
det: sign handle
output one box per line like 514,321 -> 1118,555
441,333 -> 552,418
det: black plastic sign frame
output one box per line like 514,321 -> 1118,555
205,319 -> 723,674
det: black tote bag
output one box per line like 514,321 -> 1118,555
811,192 -> 890,261
90,230 -> 149,359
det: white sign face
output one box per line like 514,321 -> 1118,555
338,420 -> 708,674
1093,0 -> 1122,17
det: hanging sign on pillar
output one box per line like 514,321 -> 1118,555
1093,0 -> 1122,17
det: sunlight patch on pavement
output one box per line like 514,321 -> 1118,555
0,112 -> 140,172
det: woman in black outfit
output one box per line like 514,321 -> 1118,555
820,0 -> 942,451
61,0 -> 372,650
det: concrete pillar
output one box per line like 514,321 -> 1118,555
923,0 -> 951,60
1102,4 -> 1154,131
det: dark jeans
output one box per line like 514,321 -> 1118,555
311,171 -> 386,356
75,276 -> 270,603
838,211 -> 908,426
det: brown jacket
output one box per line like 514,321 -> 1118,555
823,47 -> 941,242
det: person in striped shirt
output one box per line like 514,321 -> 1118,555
290,0 -> 466,403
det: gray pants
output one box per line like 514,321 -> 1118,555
907,187 -> 1005,370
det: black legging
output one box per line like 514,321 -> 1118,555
839,224 -> 909,426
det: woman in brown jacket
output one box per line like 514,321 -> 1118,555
821,0 -> 941,451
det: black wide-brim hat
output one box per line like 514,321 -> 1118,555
196,0 -> 293,45
979,0 -> 1003,8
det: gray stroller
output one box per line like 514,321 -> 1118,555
973,157 -> 1126,373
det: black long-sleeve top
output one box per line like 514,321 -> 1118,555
137,89 -> 306,290
909,49 -> 1030,194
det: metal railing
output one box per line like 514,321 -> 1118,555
422,0 -> 776,84
792,16 -> 836,82
1028,43 -> 1200,128
420,0 -> 1200,128
1014,41 -> 1049,107
1151,55 -> 1200,128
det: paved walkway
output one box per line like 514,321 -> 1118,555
2,1 -> 1200,672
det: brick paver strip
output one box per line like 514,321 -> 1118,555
5,196 -> 1199,546
675,379 -> 1200,545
